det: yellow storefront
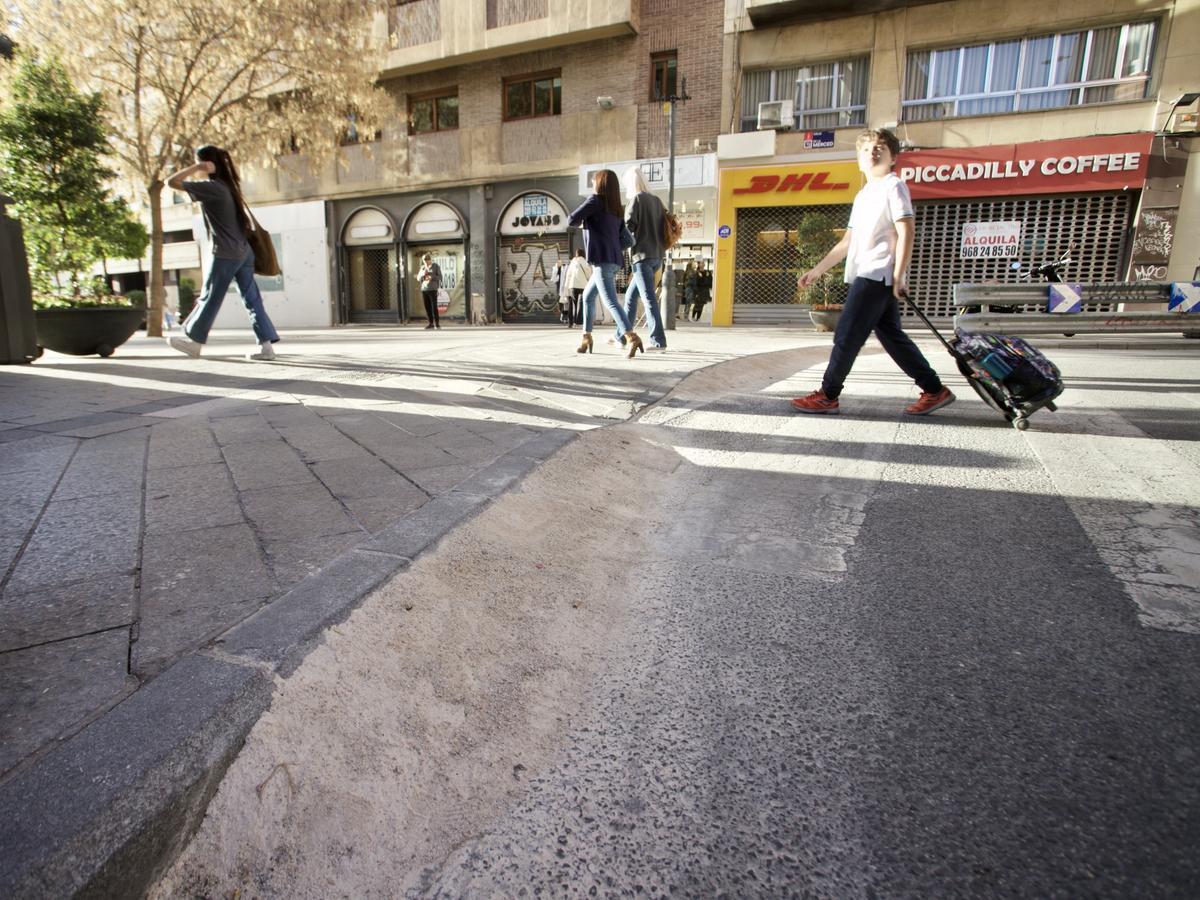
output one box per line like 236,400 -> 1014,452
713,160 -> 862,326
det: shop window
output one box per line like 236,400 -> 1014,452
740,57 -> 869,132
903,20 -> 1158,121
651,51 -> 678,101
409,89 -> 459,135
503,70 -> 561,121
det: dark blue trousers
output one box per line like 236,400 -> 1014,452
821,276 -> 943,400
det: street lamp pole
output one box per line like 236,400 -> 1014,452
658,76 -> 690,330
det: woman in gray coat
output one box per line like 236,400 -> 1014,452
621,168 -> 668,350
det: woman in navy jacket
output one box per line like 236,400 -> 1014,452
567,169 -> 642,357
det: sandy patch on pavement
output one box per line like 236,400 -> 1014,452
150,427 -> 682,899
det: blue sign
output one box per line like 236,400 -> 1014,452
803,130 -> 836,150
718,225 -> 731,239
522,194 -> 549,217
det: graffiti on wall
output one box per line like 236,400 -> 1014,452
499,236 -> 568,321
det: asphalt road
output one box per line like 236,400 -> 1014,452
423,349 -> 1200,898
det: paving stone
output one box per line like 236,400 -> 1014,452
209,413 -> 277,446
27,412 -> 148,437
53,429 -> 149,501
136,524 -> 275,676
309,455 -> 426,500
5,492 -> 141,595
340,492 -> 429,532
145,463 -> 243,534
240,482 -> 360,543
374,440 -> 460,473
0,433 -> 76,474
222,439 -> 314,491
0,628 -> 133,777
408,462 -> 479,494
274,422 -> 366,462
358,489 -> 488,559
0,654 -> 271,899
146,421 -> 223,470
0,575 -> 135,653
263,532 -> 365,591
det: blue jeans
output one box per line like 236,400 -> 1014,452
581,263 -> 630,336
184,248 -> 279,345
821,277 -> 942,400
621,258 -> 665,348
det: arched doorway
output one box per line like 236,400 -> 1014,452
403,201 -> 468,325
496,191 -> 571,323
340,207 -> 399,323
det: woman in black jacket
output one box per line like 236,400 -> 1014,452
567,169 -> 642,358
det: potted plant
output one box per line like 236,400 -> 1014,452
0,55 -> 149,357
794,217 -> 847,331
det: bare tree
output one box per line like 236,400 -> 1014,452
11,0 -> 388,336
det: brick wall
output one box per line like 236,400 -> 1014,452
634,0 -> 724,158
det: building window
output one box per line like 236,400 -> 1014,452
651,51 -> 678,101
740,56 -> 869,132
339,111 -> 381,146
903,21 -> 1158,121
409,89 -> 459,134
503,70 -> 561,121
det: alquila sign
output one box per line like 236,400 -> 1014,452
896,133 -> 1153,200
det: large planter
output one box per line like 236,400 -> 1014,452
809,307 -> 843,332
34,306 -> 144,357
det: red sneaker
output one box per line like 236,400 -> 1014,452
791,390 -> 840,414
905,386 -> 955,416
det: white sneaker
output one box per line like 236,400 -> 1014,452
247,342 -> 276,361
167,335 -> 202,358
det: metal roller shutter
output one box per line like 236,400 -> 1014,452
909,192 -> 1135,319
499,235 -> 570,323
732,204 -> 853,325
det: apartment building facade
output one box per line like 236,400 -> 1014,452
713,0 -> 1200,325
205,0 -> 725,329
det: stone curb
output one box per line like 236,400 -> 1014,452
0,429 -> 581,897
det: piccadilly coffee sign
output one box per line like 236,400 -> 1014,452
897,133 -> 1153,200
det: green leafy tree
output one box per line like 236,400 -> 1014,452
11,0 -> 387,335
0,55 -> 146,303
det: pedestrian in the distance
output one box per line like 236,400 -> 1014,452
682,260 -> 696,318
164,145 -> 280,360
565,249 -> 591,328
418,253 -> 442,329
691,261 -> 711,321
567,169 -> 642,357
622,168 -> 668,351
791,128 -> 954,416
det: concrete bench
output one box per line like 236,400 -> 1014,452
952,283 -> 1200,337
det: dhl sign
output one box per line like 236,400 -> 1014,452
733,171 -> 851,194
720,160 -> 861,209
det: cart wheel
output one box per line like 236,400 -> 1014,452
34,345 -> 44,360
96,344 -> 115,358
1045,401 -> 1057,412
1013,416 -> 1029,431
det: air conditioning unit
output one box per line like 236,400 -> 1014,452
756,99 -> 794,131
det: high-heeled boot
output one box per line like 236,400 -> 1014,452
624,331 -> 643,359
576,333 -> 593,354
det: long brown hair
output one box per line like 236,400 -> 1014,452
196,145 -> 251,233
592,169 -> 623,218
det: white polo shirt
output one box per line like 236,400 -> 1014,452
844,172 -> 914,286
